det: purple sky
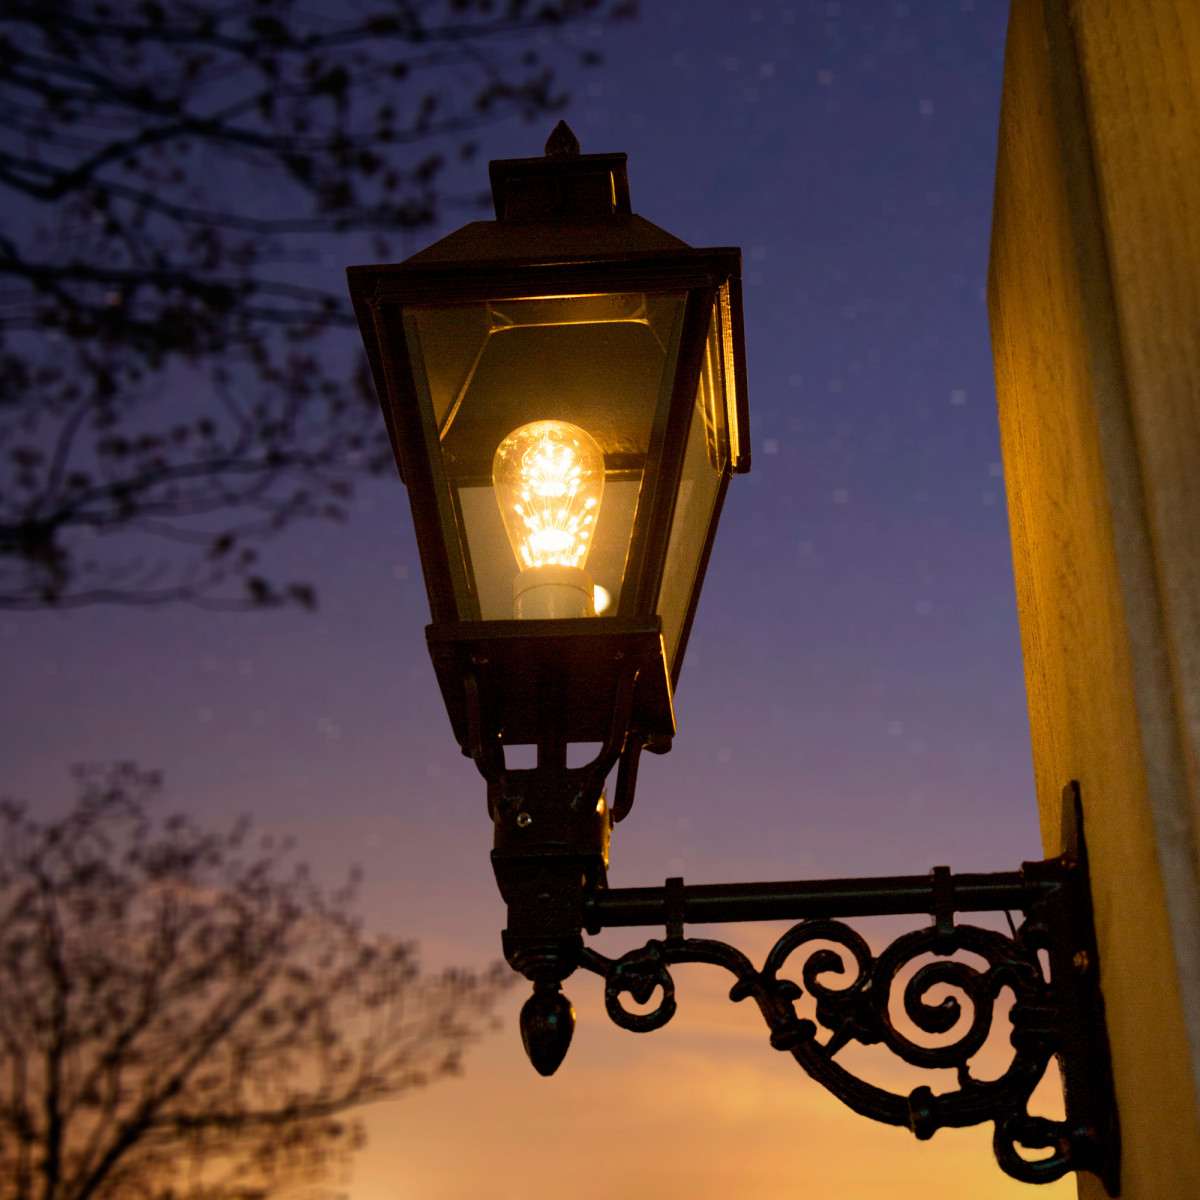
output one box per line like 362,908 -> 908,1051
3,2 -> 1072,1195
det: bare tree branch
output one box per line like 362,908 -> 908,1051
0,765 -> 512,1200
0,0 -> 636,610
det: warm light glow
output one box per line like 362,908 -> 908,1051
493,420 -> 605,571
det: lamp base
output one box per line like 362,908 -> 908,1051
426,617 -> 676,753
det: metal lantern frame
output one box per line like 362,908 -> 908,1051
347,127 -> 1121,1194
349,147 -> 748,795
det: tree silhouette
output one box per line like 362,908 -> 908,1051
0,764 -> 510,1200
0,0 -> 634,611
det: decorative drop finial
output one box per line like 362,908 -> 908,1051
544,120 -> 580,159
519,981 -> 575,1075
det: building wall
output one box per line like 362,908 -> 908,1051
988,0 -> 1200,1195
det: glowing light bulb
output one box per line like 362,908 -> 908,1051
493,419 -> 605,619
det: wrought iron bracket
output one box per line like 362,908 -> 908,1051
512,783 -> 1120,1192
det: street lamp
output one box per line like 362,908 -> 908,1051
348,124 -> 1119,1193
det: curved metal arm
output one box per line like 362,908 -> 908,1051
580,914 -> 1075,1185
502,781 -> 1119,1193
573,848 -> 1117,1192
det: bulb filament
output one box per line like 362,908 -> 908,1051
493,420 -> 604,571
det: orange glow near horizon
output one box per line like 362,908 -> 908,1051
345,931 -> 1075,1200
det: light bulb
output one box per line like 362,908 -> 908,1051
492,419 -> 605,619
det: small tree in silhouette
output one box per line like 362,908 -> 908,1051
0,764 -> 509,1200
0,0 -> 634,610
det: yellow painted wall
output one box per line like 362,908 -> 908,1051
989,1 -> 1200,1195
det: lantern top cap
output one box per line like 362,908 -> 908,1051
488,122 -> 631,223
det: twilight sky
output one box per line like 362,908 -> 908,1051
2,1 -> 1076,1196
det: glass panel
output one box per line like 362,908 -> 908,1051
657,292 -> 734,671
405,292 -> 686,620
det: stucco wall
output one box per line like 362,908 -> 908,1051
988,0 -> 1200,1194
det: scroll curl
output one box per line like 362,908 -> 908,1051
579,913 -> 1080,1185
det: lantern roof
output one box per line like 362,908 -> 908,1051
371,121 -> 696,267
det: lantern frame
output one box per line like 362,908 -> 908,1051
348,143 -> 749,780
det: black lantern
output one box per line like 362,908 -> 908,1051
349,123 -> 749,1069
349,127 -> 1120,1190
349,124 -> 748,758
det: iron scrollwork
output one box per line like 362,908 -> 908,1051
491,768 -> 1119,1193
575,826 -> 1118,1193
581,914 -> 1075,1184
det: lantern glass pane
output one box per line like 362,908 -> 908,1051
404,292 -> 687,620
657,289 -> 737,670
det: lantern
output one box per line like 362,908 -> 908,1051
348,124 -> 749,792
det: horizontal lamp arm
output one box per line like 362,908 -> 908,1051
584,866 -> 1051,932
564,786 -> 1119,1194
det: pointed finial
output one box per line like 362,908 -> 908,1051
519,981 -> 575,1075
544,120 -> 580,159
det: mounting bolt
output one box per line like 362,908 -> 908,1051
1073,950 -> 1090,973
516,812 -> 533,828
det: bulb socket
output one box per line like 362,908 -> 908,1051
513,565 -> 596,619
